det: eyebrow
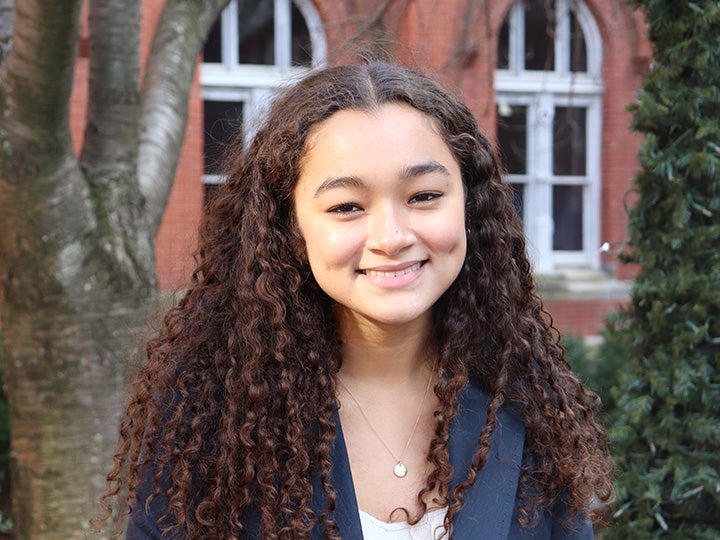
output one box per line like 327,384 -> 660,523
312,175 -> 364,198
399,161 -> 451,180
312,160 -> 451,199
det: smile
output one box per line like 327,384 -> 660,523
360,261 -> 424,277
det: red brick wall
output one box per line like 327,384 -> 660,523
391,0 -> 646,335
543,298 -> 626,337
70,0 -> 648,334
395,0 -> 649,269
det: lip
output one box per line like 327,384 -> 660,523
358,260 -> 426,288
360,261 -> 424,277
359,260 -> 424,276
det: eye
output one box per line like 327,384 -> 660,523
409,192 -> 442,204
327,202 -> 363,214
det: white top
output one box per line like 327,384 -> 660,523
358,507 -> 448,540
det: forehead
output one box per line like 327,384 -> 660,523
299,104 -> 455,175
309,103 -> 442,140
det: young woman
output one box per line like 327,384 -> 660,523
107,62 -> 614,539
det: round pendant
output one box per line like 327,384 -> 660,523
393,462 -> 408,478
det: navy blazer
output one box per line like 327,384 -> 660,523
127,384 -> 593,539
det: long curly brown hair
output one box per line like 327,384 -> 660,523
103,62 -> 614,539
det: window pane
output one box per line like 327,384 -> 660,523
553,185 -> 583,250
569,10 -> 587,72
510,183 -> 525,223
238,0 -> 274,65
203,16 -> 223,63
204,101 -> 244,175
553,106 -> 586,176
524,0 -> 554,71
291,3 -> 312,66
496,104 -> 528,174
497,17 -> 510,69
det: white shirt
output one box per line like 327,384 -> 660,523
358,507 -> 448,540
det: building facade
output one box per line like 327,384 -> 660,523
72,0 -> 651,336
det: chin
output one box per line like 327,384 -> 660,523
362,309 -> 432,327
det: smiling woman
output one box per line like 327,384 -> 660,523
104,63 -> 614,539
294,104 -> 467,329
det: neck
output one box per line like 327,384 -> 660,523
336,310 -> 434,385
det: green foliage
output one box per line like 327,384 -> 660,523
562,334 -> 624,423
0,512 -> 11,534
562,335 -> 592,378
603,1 -> 720,537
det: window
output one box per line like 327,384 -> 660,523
201,0 -> 326,192
495,0 -> 602,272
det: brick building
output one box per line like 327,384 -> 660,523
72,0 -> 651,336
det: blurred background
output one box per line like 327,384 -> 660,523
0,0 -> 718,538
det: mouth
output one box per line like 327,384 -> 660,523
359,261 -> 425,277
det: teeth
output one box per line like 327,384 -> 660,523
364,262 -> 422,277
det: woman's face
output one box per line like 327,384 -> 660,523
293,103 -> 467,328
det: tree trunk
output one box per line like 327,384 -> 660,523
0,0 -> 13,65
0,0 -> 237,536
1,284 -> 155,540
0,0 -> 157,538
0,150 -> 157,540
0,110 -> 159,540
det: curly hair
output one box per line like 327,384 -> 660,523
102,62 -> 614,538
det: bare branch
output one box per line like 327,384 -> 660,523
0,0 -> 14,66
349,0 -> 407,61
452,0 -> 482,67
356,0 -> 402,36
80,0 -> 141,178
74,0 -> 157,289
0,0 -> 81,149
138,0 -> 230,235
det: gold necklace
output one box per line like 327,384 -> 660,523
336,372 -> 433,479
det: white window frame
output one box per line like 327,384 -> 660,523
201,0 -> 326,86
201,88 -> 253,185
200,0 -> 327,183
495,0 -> 603,273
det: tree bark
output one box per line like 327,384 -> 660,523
0,0 -> 13,65
79,0 -> 155,290
0,144 -> 157,539
0,0 -> 255,536
139,0 -> 230,235
0,0 -> 156,538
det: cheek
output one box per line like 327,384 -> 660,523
423,213 -> 467,255
304,226 -> 365,269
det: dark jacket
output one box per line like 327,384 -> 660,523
126,383 -> 593,539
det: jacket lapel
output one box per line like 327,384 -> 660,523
448,384 -> 525,539
310,409 -> 364,540
311,384 -> 525,540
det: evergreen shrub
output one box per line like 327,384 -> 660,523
563,334 -> 625,424
602,1 -> 720,538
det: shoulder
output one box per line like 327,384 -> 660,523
124,459 -> 178,540
452,383 -> 593,540
508,498 -> 594,539
454,380 -> 525,440
125,495 -> 174,539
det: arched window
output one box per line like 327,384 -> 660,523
495,0 -> 602,273
200,0 -> 326,199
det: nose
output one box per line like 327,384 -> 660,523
366,204 -> 416,256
